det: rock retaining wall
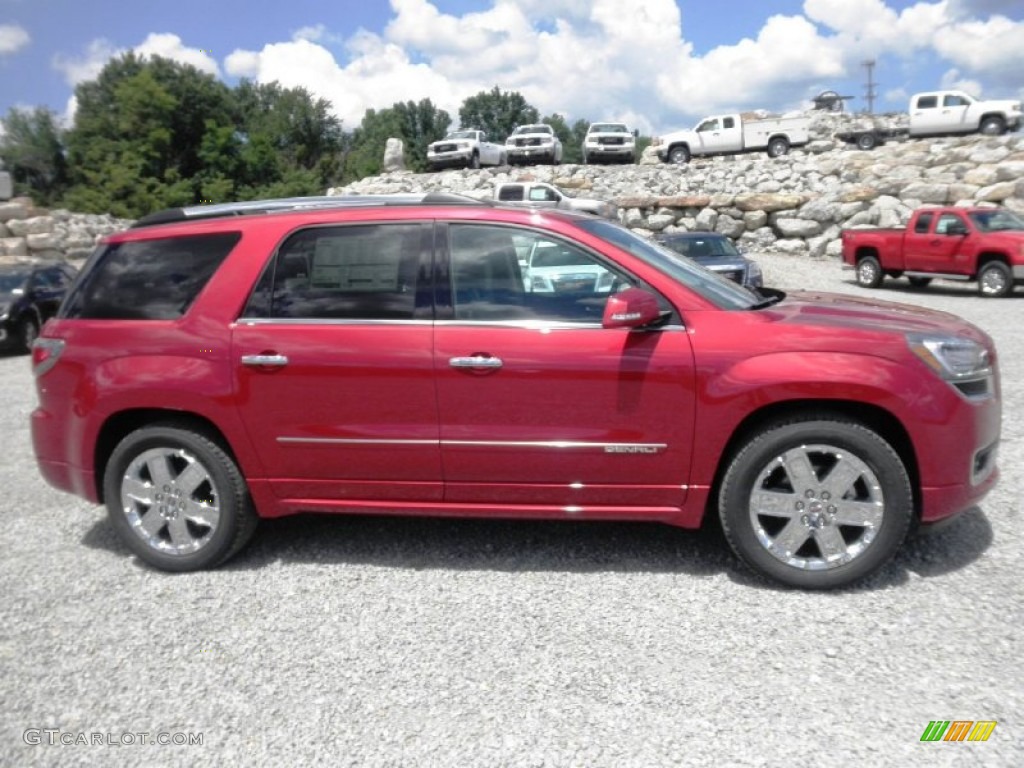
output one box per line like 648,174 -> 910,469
0,197 -> 133,265
333,132 -> 1024,258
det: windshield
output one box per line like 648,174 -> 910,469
659,235 -> 741,259
447,131 -> 476,140
574,219 -> 761,309
590,124 -> 628,134
968,209 -> 1024,232
0,272 -> 29,294
513,125 -> 552,135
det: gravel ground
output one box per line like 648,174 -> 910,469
1,253 -> 1021,767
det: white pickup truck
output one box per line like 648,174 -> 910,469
654,113 -> 810,164
426,130 -> 506,170
908,90 -> 1022,137
494,182 -> 617,219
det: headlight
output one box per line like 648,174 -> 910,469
908,333 -> 993,399
746,261 -> 763,281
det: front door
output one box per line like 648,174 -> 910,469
233,222 -> 442,503
433,223 -> 696,511
904,212 -> 969,273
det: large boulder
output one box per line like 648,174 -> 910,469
383,138 -> 406,172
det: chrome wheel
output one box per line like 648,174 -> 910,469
120,446 -> 222,556
856,256 -> 882,288
978,262 -> 1010,297
748,444 -> 884,571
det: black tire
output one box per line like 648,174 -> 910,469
767,137 -> 790,158
17,317 -> 39,354
103,424 -> 258,572
856,256 -> 883,288
979,116 -> 1006,136
907,276 -> 932,288
977,261 -> 1012,297
856,132 -> 878,151
469,152 -> 480,170
668,145 -> 690,164
718,417 -> 913,589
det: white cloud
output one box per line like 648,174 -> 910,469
53,39 -> 122,86
0,23 -> 29,55
933,15 -> 1024,82
939,68 -> 983,96
134,33 -> 221,77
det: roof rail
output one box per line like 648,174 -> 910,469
131,192 -> 490,229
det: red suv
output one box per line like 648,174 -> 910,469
31,195 -> 1001,588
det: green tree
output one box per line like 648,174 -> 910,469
391,99 -> 451,172
458,87 -> 539,142
0,107 -> 69,205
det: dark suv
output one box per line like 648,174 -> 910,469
0,262 -> 76,353
31,195 -> 1001,588
654,232 -> 763,289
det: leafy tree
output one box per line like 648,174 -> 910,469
391,99 -> 451,171
0,107 -> 69,205
458,87 -> 539,142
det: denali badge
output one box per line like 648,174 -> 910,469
604,445 -> 662,454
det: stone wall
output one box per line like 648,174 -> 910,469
333,131 -> 1024,258
0,197 -> 133,265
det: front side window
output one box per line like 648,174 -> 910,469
448,224 -> 632,323
244,224 -> 428,320
935,214 -> 967,235
62,232 -> 240,320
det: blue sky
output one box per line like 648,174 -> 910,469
1,0 -> 1022,135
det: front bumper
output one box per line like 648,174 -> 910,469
507,147 -> 556,163
585,145 -> 635,159
428,150 -> 474,169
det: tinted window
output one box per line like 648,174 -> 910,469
914,213 -> 934,233
723,117 -> 735,129
916,95 -> 938,109
62,233 -> 239,320
0,271 -> 29,294
498,185 -> 523,201
244,224 -> 427,320
449,224 -> 631,323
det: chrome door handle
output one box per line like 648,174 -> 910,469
449,355 -> 503,369
241,354 -> 289,367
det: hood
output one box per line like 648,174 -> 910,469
971,230 -> 1024,245
692,254 -> 748,272
769,290 -> 990,344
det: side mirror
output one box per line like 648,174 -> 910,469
602,288 -> 662,329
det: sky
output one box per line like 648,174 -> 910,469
1,0 -> 1022,136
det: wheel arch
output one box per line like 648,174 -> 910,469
93,408 -> 239,504
704,399 -> 921,524
974,251 -> 1010,276
855,245 -> 880,262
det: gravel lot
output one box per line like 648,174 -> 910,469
1,253 -> 1021,767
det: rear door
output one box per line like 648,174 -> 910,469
432,222 -> 696,511
232,222 -> 442,503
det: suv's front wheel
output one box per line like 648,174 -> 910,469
718,418 -> 913,589
103,424 -> 258,571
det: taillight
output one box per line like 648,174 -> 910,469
32,338 -> 65,377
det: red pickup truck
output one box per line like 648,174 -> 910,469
841,207 -> 1024,297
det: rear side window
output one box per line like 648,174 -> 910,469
914,213 -> 934,233
498,185 -> 524,201
243,224 -> 429,320
62,233 -> 240,320
915,95 -> 938,109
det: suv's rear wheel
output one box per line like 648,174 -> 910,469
719,418 -> 913,589
103,425 -> 257,571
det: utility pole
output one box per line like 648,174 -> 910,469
863,59 -> 877,114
